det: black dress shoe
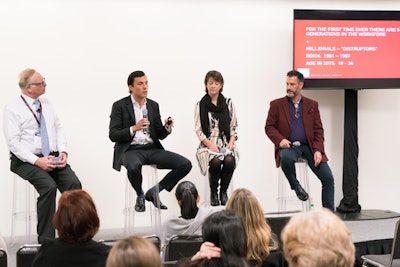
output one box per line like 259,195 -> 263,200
145,191 -> 168,210
220,192 -> 228,206
135,195 -> 146,212
295,185 -> 309,201
210,193 -> 220,206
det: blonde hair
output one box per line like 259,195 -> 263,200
106,236 -> 161,267
226,188 -> 278,267
281,208 -> 355,267
18,68 -> 36,89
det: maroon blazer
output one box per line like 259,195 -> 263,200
265,96 -> 328,168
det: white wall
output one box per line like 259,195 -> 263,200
1,0 -> 400,237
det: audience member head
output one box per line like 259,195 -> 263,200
204,70 -> 224,93
53,189 -> 99,243
226,188 -> 279,266
194,210 -> 249,267
106,235 -> 161,267
175,181 -> 199,219
281,208 -> 355,267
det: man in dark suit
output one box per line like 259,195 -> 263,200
109,70 -> 192,212
265,70 -> 334,211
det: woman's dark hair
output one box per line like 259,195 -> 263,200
201,210 -> 248,267
175,181 -> 199,219
204,70 -> 224,93
53,189 -> 99,243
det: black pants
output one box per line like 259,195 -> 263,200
122,147 -> 192,195
10,154 -> 81,243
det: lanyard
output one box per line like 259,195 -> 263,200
20,95 -> 41,126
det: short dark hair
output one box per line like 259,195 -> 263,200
127,70 -> 146,86
53,189 -> 99,243
204,70 -> 224,93
287,70 -> 304,83
175,181 -> 199,219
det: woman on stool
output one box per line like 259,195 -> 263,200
195,70 -> 239,206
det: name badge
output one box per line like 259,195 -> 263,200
34,132 -> 42,150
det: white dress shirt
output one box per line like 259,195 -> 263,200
3,94 -> 67,165
129,96 -> 153,145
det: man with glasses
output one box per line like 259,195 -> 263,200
265,70 -> 335,211
3,68 -> 82,243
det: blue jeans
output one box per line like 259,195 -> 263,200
279,145 -> 335,211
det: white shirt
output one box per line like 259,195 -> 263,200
129,96 -> 153,145
3,94 -> 67,164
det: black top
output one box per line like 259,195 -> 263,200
32,239 -> 111,267
261,250 -> 288,267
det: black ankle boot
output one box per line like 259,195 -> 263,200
211,193 -> 220,206
220,192 -> 228,205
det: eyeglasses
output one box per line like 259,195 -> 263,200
28,78 -> 46,87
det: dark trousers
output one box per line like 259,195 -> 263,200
279,145 -> 335,211
122,147 -> 192,196
10,154 -> 82,243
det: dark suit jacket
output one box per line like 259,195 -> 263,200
109,96 -> 170,171
265,96 -> 328,168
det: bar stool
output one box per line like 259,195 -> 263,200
277,158 -> 311,212
11,174 -> 38,244
124,165 -> 161,236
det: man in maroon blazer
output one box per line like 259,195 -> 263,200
265,70 -> 334,211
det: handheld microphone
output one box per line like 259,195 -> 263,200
291,141 -> 301,147
142,108 -> 148,134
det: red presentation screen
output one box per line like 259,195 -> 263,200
293,10 -> 400,89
